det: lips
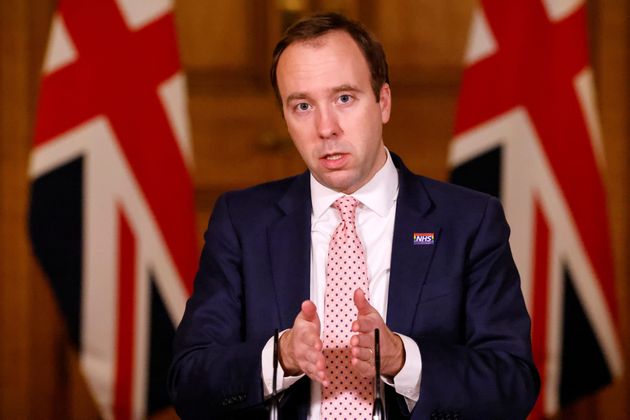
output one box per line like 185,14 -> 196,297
320,152 -> 349,169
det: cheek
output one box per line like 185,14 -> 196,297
286,121 -> 304,141
287,116 -> 314,137
352,114 -> 381,150
287,125 -> 314,158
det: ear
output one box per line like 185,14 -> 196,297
378,83 -> 391,124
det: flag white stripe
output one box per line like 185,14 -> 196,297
30,115 -> 189,419
451,107 -> 623,400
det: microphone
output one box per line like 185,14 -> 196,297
269,328 -> 279,420
372,328 -> 385,420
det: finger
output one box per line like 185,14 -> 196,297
352,316 -> 376,333
300,300 -> 318,322
350,333 -> 374,349
315,361 -> 328,384
310,351 -> 328,386
351,357 -> 376,378
353,288 -> 374,316
307,370 -> 329,387
316,357 -> 330,387
351,346 -> 374,363
303,360 -> 328,386
302,359 -> 322,376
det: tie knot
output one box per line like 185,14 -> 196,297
333,196 -> 359,224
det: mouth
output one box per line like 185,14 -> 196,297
324,153 -> 343,161
319,152 -> 349,169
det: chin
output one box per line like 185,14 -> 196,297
316,170 -> 360,193
328,180 -> 357,194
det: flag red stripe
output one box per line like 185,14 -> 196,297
115,209 -> 136,420
530,202 -> 550,418
454,0 -> 618,323
32,1 -> 197,416
34,61 -> 102,143
34,0 -> 197,291
453,1 -> 622,415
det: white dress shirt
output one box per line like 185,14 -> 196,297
262,150 -> 421,417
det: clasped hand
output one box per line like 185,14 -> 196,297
278,288 -> 404,387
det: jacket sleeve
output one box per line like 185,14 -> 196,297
167,193 -> 269,419
404,197 -> 540,419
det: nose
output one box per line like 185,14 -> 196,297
315,106 -> 341,139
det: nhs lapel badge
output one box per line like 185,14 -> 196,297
413,232 -> 435,246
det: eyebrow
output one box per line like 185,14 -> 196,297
285,84 -> 362,104
332,84 -> 361,94
286,92 -> 309,103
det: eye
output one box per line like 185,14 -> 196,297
338,94 -> 353,104
296,102 -> 311,112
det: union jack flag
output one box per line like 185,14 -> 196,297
449,0 -> 623,417
28,1 -> 197,418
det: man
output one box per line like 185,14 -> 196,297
168,12 -> 539,419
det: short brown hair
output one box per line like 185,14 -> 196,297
270,12 -> 390,104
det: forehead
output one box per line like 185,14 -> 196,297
276,30 -> 371,98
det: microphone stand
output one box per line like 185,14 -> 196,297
269,328 -> 279,420
372,328 -> 386,420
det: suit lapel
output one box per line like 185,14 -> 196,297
268,173 -> 312,328
386,157 -> 440,335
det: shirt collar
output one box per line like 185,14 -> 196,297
310,148 -> 399,219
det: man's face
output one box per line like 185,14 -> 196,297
276,30 -> 391,194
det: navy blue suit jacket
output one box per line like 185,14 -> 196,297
168,154 -> 539,419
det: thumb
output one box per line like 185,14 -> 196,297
353,288 -> 374,315
299,300 -> 319,323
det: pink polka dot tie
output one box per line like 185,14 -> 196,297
320,196 -> 373,419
